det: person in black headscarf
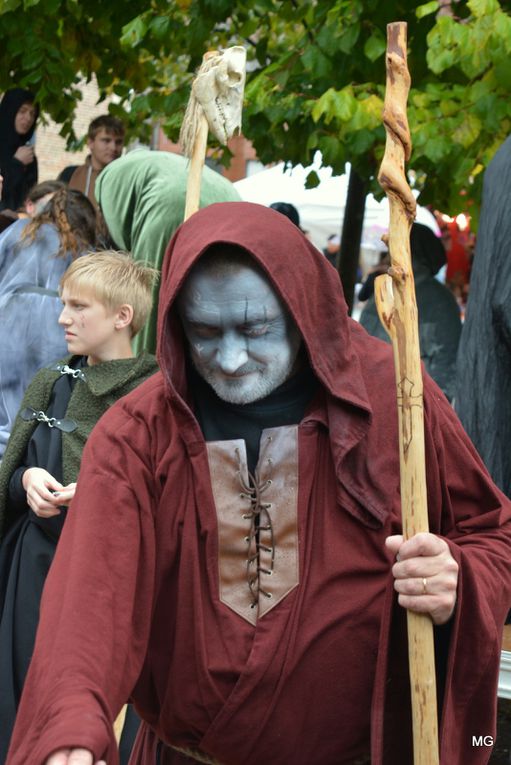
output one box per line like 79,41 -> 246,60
269,201 -> 301,228
0,88 -> 39,213
359,222 -> 462,401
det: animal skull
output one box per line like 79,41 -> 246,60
180,46 -> 247,156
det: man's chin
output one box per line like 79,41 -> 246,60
209,376 -> 263,405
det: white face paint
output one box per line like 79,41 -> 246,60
178,264 -> 302,404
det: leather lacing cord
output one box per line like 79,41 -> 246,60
235,438 -> 275,609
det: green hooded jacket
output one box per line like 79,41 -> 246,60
95,150 -> 241,354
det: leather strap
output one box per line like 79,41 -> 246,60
20,406 -> 77,433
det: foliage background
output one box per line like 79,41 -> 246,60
1,0 -> 510,219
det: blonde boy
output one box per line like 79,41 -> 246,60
0,252 -> 158,763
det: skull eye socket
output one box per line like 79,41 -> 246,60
226,70 -> 243,84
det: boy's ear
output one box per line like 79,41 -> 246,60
115,304 -> 134,330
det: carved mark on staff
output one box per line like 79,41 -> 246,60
397,376 -> 423,453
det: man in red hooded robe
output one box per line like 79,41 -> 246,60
6,203 -> 511,765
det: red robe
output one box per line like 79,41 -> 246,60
7,202 -> 511,765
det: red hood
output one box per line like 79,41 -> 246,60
157,201 -> 372,417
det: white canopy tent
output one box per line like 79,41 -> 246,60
234,157 -> 439,269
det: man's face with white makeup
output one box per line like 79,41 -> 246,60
178,261 -> 302,404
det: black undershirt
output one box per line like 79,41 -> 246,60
190,361 -> 318,475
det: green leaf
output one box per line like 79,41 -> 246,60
338,23 -> 360,54
452,113 -> 482,148
423,137 -> 445,162
347,129 -> 374,154
348,95 -> 383,131
468,0 -> 500,17
311,86 -> 356,124
416,1 -> 439,19
439,99 -> 459,117
318,135 -> 343,167
358,93 -> 384,128
149,15 -> 171,41
20,42 -> 44,67
427,47 -> 455,74
0,0 -> 22,12
304,170 -> 320,189
306,131 -> 319,152
494,11 -> 511,48
301,45 -> 331,79
121,15 -> 148,47
364,31 -> 386,62
494,60 -> 511,89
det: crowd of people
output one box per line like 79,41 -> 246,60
0,84 -> 509,765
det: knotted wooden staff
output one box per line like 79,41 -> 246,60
375,22 -> 439,765
180,46 -> 247,221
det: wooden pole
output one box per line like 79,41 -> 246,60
375,22 -> 439,765
183,113 -> 209,221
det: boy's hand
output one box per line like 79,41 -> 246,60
22,468 -> 64,518
52,482 -> 77,506
386,533 -> 459,625
46,748 -> 106,765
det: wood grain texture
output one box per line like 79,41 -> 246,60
375,21 -> 439,765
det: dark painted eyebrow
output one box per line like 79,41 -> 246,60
186,317 -> 271,327
185,319 -> 218,327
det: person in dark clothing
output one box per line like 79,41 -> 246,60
357,252 -> 390,302
322,233 -> 340,267
456,135 -> 511,497
0,251 -> 158,764
359,222 -> 461,401
269,201 -> 311,239
269,201 -> 301,228
0,89 -> 39,213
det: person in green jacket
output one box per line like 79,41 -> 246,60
0,251 -> 159,763
95,149 -> 241,355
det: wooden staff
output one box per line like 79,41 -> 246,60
181,51 -> 218,222
375,22 -> 439,765
183,112 -> 210,221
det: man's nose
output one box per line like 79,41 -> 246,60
216,337 -> 248,373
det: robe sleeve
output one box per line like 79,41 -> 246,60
374,376 -> 511,765
420,379 -> 511,763
427,380 -> 511,765
6,400 -> 158,765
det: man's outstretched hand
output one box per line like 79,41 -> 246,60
46,749 -> 106,765
386,532 -> 459,625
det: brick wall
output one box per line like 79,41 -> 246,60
157,129 -> 256,182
